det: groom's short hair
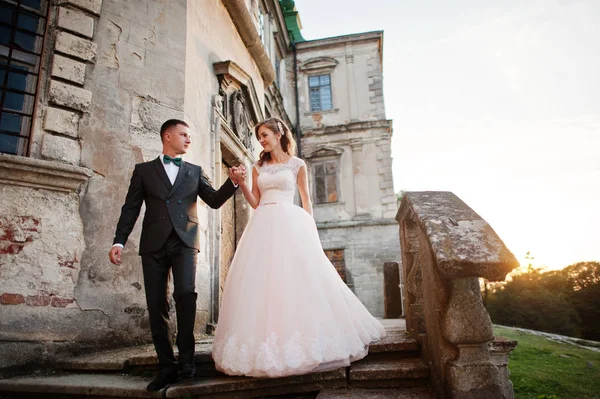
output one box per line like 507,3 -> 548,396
160,119 -> 189,141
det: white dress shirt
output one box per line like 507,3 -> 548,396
159,154 -> 181,185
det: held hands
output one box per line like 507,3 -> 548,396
109,246 -> 123,265
229,165 -> 247,186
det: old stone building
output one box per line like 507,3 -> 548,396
293,31 -> 399,316
0,0 -> 397,369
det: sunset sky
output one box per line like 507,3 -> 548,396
297,0 -> 600,270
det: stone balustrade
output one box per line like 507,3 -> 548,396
396,191 -> 519,398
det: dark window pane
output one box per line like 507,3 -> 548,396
326,174 -> 337,202
325,162 -> 336,174
0,5 -> 13,24
4,91 -> 27,112
0,133 -> 19,154
14,31 -> 37,52
315,175 -> 326,203
21,0 -> 42,11
7,70 -> 27,91
314,164 -> 324,175
0,26 -> 11,45
0,66 -> 5,82
0,112 -> 22,132
17,13 -> 41,33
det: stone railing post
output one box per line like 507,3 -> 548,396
396,192 -> 519,398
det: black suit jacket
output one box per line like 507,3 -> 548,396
113,157 -> 237,255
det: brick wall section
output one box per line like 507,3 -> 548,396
0,293 -> 76,307
0,216 -> 41,255
41,1 -> 102,165
324,249 -> 348,283
0,215 -> 79,309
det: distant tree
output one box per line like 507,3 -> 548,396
563,262 -> 600,340
486,264 -> 581,337
561,261 -> 600,290
486,260 -> 600,340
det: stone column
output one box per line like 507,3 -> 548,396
443,278 -> 502,398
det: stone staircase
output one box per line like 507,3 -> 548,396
0,319 -> 433,398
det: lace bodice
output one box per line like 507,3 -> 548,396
254,156 -> 305,205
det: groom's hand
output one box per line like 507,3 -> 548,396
229,166 -> 240,185
232,166 -> 247,186
109,246 -> 123,265
229,165 -> 247,185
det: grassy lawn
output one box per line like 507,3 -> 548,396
494,326 -> 600,399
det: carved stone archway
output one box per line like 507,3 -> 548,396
209,61 -> 263,327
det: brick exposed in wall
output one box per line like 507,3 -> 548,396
0,293 -> 25,305
0,216 -> 41,255
26,295 -> 51,306
51,297 -> 76,307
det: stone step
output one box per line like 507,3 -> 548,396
0,369 -> 345,399
54,342 -> 213,372
0,320 -> 424,397
165,369 -> 345,398
368,330 -> 419,354
0,373 -> 162,399
349,358 -> 429,389
54,325 -> 419,374
317,387 -> 434,399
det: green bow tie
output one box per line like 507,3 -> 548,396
163,155 -> 182,166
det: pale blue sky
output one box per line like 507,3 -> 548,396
296,0 -> 600,269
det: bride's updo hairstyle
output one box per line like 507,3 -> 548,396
255,117 -> 297,167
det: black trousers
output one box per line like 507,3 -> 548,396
141,229 -> 198,372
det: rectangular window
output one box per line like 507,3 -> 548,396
314,161 -> 338,204
0,0 -> 48,156
308,74 -> 332,112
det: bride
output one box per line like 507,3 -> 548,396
212,117 -> 386,378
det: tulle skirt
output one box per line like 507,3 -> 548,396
212,202 -> 386,378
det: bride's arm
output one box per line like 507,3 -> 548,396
238,166 -> 261,209
297,165 -> 313,216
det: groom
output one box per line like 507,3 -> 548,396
109,119 -> 245,391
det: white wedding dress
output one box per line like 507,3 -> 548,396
212,156 -> 386,378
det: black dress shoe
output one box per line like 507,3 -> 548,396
180,363 -> 196,380
146,371 -> 178,391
